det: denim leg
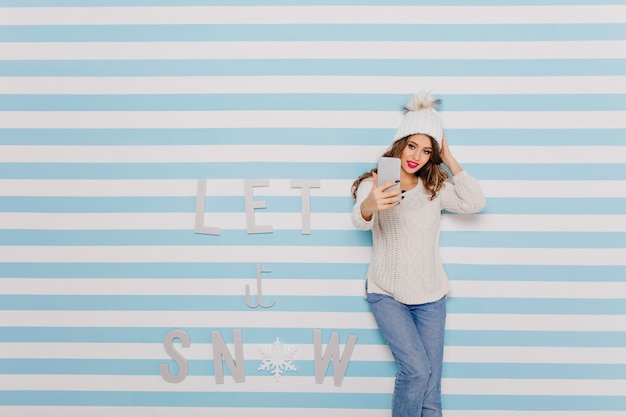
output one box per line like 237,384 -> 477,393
412,297 -> 446,417
367,292 -> 446,417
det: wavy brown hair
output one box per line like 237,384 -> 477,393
351,135 -> 449,200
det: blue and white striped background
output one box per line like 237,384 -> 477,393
0,1 -> 625,416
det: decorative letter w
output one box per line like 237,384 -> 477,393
313,329 -> 357,387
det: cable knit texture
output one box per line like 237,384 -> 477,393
352,170 -> 486,305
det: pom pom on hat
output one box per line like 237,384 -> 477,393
393,92 -> 443,145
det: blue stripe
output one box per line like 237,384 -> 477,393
0,294 -> 371,312
445,330 -> 626,348
0,128 -> 625,146
1,59 -> 624,77
445,265 -> 626,282
0,229 -> 374,247
0,163 -> 624,180
2,24 -> 624,42
0,390 -> 623,411
0,161 -> 368,180
0,262 -> 369,279
442,232 -> 626,248
2,93 -> 625,111
444,394 -> 626,411
1,263 -> 623,282
1,359 -> 625,381
0,327 -> 624,347
0,295 -> 623,314
0,390 -> 624,411
443,363 -> 626,380
0,358 -> 395,377
1,230 -> 623,248
3,196 -> 624,215
0,327 -> 386,344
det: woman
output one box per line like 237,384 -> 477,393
351,93 -> 486,417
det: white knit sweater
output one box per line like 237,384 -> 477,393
352,170 -> 486,305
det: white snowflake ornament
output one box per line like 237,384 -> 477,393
258,337 -> 297,381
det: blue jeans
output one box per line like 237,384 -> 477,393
367,292 -> 446,417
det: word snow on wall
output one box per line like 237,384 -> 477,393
0,1 -> 625,416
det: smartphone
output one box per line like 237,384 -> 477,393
377,157 -> 401,192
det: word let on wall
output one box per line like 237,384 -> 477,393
195,179 -> 321,235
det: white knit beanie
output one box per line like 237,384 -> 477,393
393,92 -> 443,145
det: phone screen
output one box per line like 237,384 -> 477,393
377,157 -> 401,191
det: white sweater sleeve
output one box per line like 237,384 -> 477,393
440,170 -> 487,214
351,179 -> 375,230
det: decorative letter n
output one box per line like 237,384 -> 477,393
212,329 -> 246,384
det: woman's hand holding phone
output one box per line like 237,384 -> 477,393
360,170 -> 404,221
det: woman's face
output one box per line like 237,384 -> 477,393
399,134 -> 433,176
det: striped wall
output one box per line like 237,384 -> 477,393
1,1 -> 625,416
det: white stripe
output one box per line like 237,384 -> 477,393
0,110 -> 624,129
0,342 -> 389,362
442,378 -> 626,396
443,214 -> 626,233
0,374 -> 623,396
1,179 -> 625,198
3,145 -> 624,164
0,311 -> 622,331
2,6 -> 624,25
444,346 -> 626,365
3,76 -> 626,94
0,342 -> 390,363
0,374 -> 624,397
1,213 -> 623,233
3,278 -> 624,299
1,145 -> 386,163
442,248 -> 626,266
0,278 -> 366,296
0,375 -> 393,394
448,314 -> 626,332
0,179 -> 199,197
0,342 -> 391,361
2,342 -> 623,365
0,213 -> 354,231
451,280 -> 626,300
1,41 -> 624,60
0,246 -> 623,265
0,310 -> 379,329
480,180 -> 626,198
0,245 -> 372,263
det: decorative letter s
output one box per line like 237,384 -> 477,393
160,329 -> 190,383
